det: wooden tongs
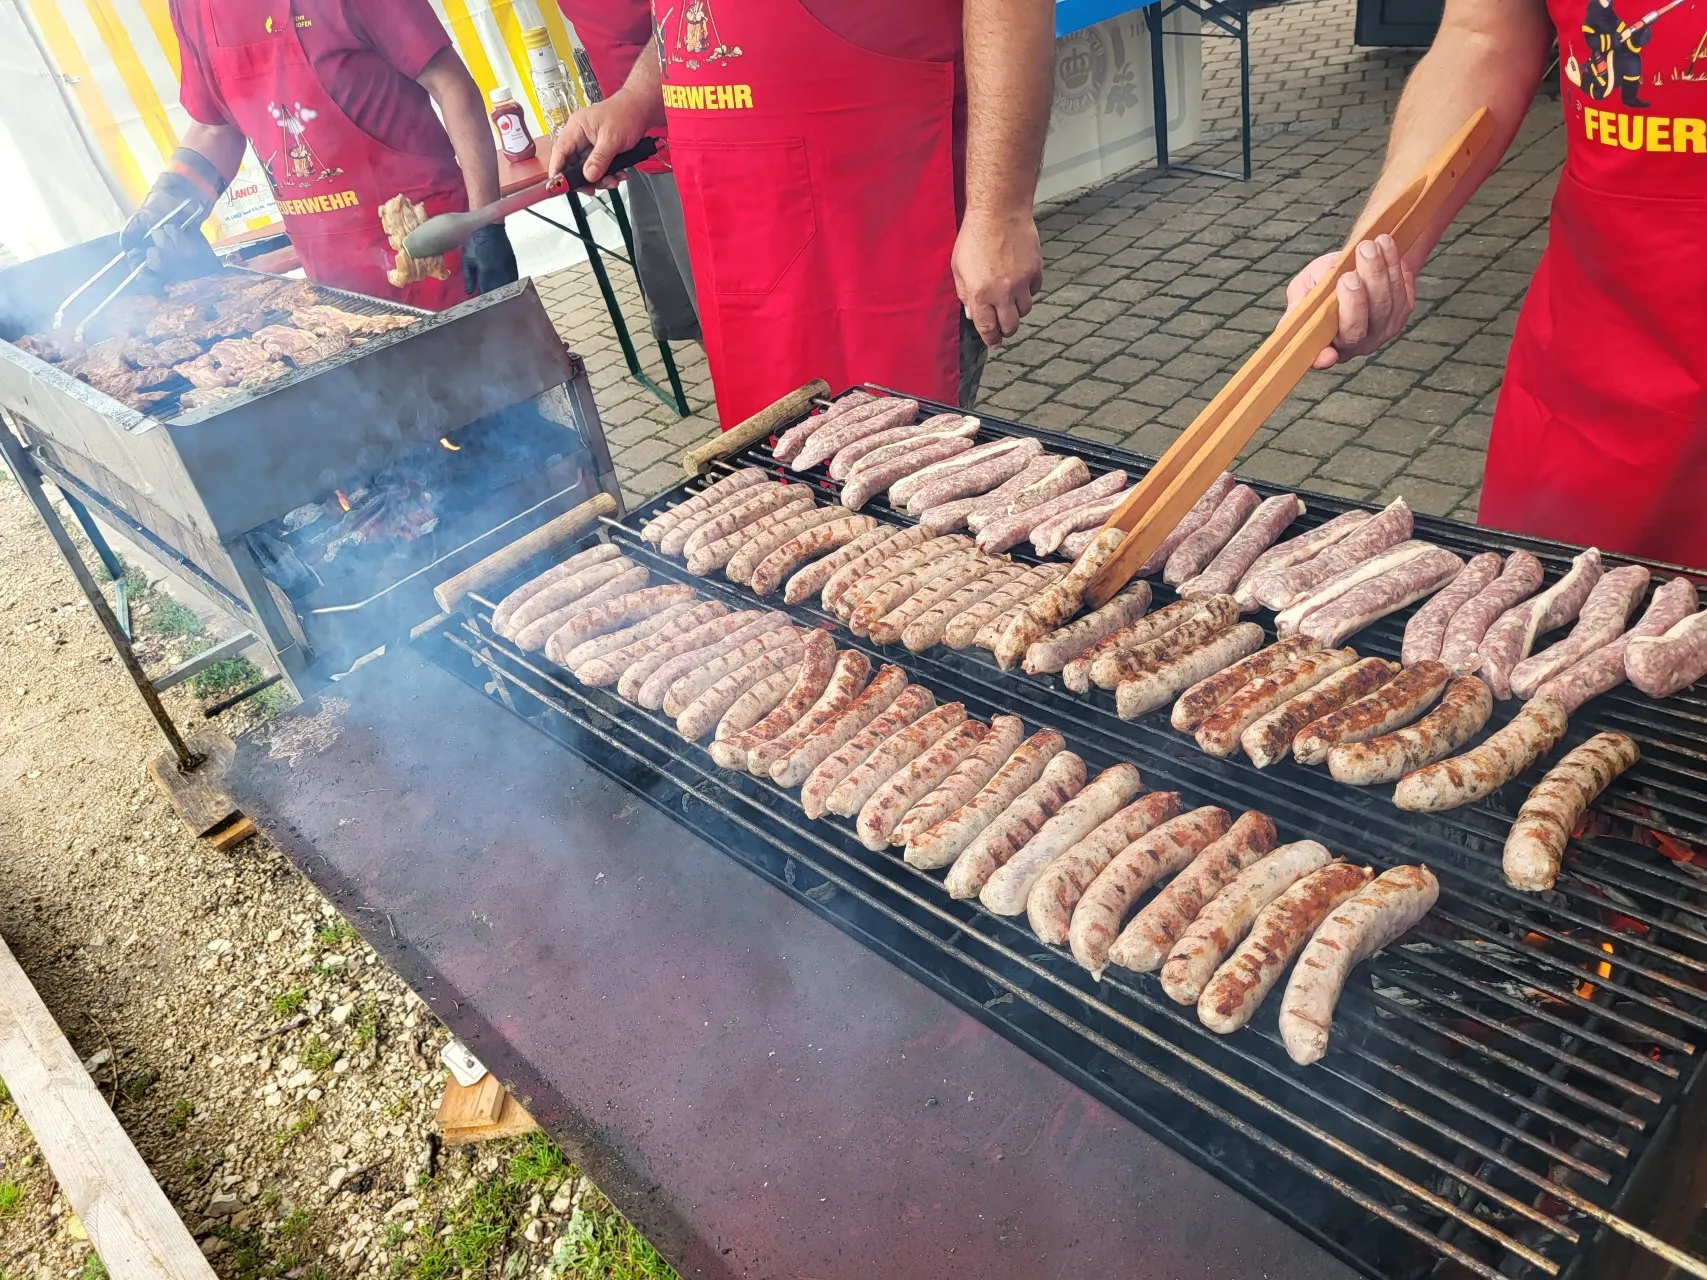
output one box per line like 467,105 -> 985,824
1080,108 -> 1496,609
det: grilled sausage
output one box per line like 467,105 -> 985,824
491,542 -> 621,635
1194,648 -> 1358,757
1478,549 -> 1604,699
980,763 -> 1144,915
514,565 -> 650,652
665,629 -> 803,718
687,495 -> 823,577
1107,811 -> 1277,973
993,528 -> 1127,670
637,614 -> 793,710
560,599 -> 700,673
1170,634 -> 1320,732
1116,624 -> 1267,721
656,475 -> 777,557
1248,498 -> 1413,611
829,415 -> 979,481
1136,473 -> 1236,577
952,566 -> 1065,649
1199,861 -> 1374,1035
1240,658 -> 1398,769
641,468 -> 767,543
1436,550 -> 1546,675
771,392 -> 882,464
902,565 -> 1026,653
1401,552 -> 1502,666
688,650 -> 803,745
1091,596 -> 1241,690
1509,565 -> 1651,698
1503,732 -> 1639,891
1626,608 -> 1707,698
944,752 -> 1086,900
1063,598 -> 1209,695
1030,489 -> 1131,557
746,649 -> 873,777
783,524 -> 905,605
842,437 -> 974,510
868,556 -> 1000,646
849,563 -> 950,639
826,703 -> 968,818
798,692 -> 935,822
792,399 -> 920,472
1293,545 -> 1466,649
969,457 -> 1092,533
856,719 -> 992,850
1278,865 -> 1439,1065
1023,582 -> 1153,675
905,729 -> 1066,870
573,601 -> 730,686
1233,510 -> 1372,612
616,610 -> 769,702
748,515 -> 880,599
1158,840 -> 1334,1004
501,555 -> 634,639
1068,807 -> 1232,977
1391,695 -> 1569,811
836,537 -> 973,623
680,485 -> 809,560
772,664 -> 910,790
1326,675 -> 1493,785
714,666 -> 800,741
895,437 -> 1044,511
817,526 -> 934,612
709,631 -> 838,769
1175,493 -> 1303,599
975,470 -> 1129,555
543,584 -> 699,659
1294,660 -> 1451,766
1534,577 -> 1698,712
1026,792 -> 1183,945
725,504 -> 846,586
893,715 -> 1026,846
919,455 -> 1059,535
1163,484 -> 1262,586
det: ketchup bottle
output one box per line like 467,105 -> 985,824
489,89 -> 535,161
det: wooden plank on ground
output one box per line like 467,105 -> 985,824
435,1073 -> 505,1130
438,1078 -> 539,1147
0,931 -> 216,1278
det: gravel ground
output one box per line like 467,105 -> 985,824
0,472 -> 674,1278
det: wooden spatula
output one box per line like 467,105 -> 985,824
1080,107 -> 1496,609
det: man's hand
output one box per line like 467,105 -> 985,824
1285,233 -> 1416,370
548,91 -> 653,190
953,210 -> 1044,348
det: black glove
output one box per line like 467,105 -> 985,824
144,221 -> 220,282
121,147 -> 224,279
463,223 -> 519,296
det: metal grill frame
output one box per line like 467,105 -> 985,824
424,386 -> 1707,1280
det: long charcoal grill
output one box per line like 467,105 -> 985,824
420,387 -> 1707,1280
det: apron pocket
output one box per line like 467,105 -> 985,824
676,138 -> 816,297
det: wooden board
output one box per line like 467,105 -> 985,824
435,1073 -> 505,1129
148,728 -> 237,838
207,816 -> 257,851
438,1083 -> 538,1147
0,932 -> 217,1278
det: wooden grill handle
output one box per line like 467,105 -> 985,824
1080,108 -> 1495,610
681,378 -> 830,476
433,491 -> 617,612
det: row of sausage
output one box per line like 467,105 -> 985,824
485,544 -> 1440,1066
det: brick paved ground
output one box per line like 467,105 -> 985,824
538,0 -> 1566,519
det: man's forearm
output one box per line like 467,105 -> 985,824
962,0 -> 1054,222
616,46 -> 666,129
1352,0 -> 1551,267
181,121 -> 249,185
440,87 -> 500,208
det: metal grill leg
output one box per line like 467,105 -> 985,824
1147,3 -> 1171,172
57,488 -> 124,581
606,189 -> 690,417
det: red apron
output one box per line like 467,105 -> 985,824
555,0 -> 671,172
1480,0 -> 1707,566
653,0 -> 962,426
196,0 -> 470,310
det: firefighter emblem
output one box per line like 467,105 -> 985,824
656,0 -> 741,71
263,102 -> 344,189
1565,0 -> 1688,107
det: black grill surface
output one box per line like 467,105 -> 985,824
422,387 -> 1707,1280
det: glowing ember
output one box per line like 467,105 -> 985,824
440,436 -> 461,451
335,489 -> 351,512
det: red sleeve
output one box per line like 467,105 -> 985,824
343,0 -> 453,79
168,0 -> 230,125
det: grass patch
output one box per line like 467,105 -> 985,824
0,1181 -> 22,1216
278,1207 -> 312,1241
269,987 -> 307,1019
299,1036 -> 335,1072
354,996 -> 380,1049
550,1203 -> 677,1280
384,1221 -> 408,1249
148,595 -> 204,639
270,1105 -> 319,1152
77,1258 -> 108,1280
313,919 -> 358,948
0,1074 -> 10,1103
182,1155 -> 206,1179
118,1068 -> 155,1103
165,1097 -> 193,1132
507,1132 -> 567,1189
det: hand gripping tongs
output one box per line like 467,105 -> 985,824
51,197 -> 201,342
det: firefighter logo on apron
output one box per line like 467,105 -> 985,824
263,101 -> 345,189
656,0 -> 741,70
1565,0 -> 1690,106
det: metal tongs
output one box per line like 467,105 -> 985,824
51,198 -> 199,341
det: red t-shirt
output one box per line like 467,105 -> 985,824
170,0 -> 457,166
554,0 -> 653,100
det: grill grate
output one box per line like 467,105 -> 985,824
424,388 -> 1707,1280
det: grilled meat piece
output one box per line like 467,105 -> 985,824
173,352 -> 232,389
289,304 -> 414,337
179,385 -> 241,411
11,333 -> 65,362
147,337 -> 206,366
145,301 -> 216,339
236,359 -> 292,389
253,323 -> 349,364
378,193 -> 448,286
207,337 -> 274,378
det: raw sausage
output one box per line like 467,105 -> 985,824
1194,648 -> 1357,757
1326,675 -> 1493,785
905,729 -> 1065,869
1273,540 -> 1439,636
1293,659 -> 1450,766
1136,473 -> 1236,576
1504,732 -> 1639,891
514,565 -> 650,652
1158,840 -> 1334,1004
893,436 -> 1042,510
944,752 -> 1086,900
1068,807 -> 1232,977
1402,552 -> 1501,666
1293,545 -> 1465,648
894,714 -> 1026,846
491,542 -> 621,635
783,523 -> 904,605
1025,792 -> 1183,945
837,416 -> 978,482
1030,489 -> 1131,557
828,415 -> 977,481
616,609 -> 768,702
1240,658 -> 1398,768
1509,564 -> 1650,698
1163,484 -> 1262,586
748,515 -> 879,598
1023,582 -> 1152,675
1392,695 -> 1569,811
1233,509 -> 1371,611
771,392 -> 881,464
1106,811 -> 1277,972
641,468 -> 766,543
1536,577 -> 1698,711
1116,624 -> 1267,721
1170,634 -> 1320,732
1091,595 -> 1241,690
842,437 -> 973,510
1199,861 -> 1373,1035
1248,498 -> 1413,610
792,399 -> 920,472
857,719 -> 991,850
970,458 -> 1092,532
1626,609 -> 1707,698
544,585 -> 699,664
1278,865 -> 1439,1065
746,648 -> 873,776
993,528 -> 1126,670
980,763 -> 1144,915
919,455 -> 1058,535
573,600 -> 730,686
1478,548 -> 1603,699
826,703 -> 968,817
1436,550 -> 1545,675
771,663 -> 909,789
975,469 -> 1129,555
1176,493 -> 1303,599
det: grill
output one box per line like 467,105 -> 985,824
418,387 -> 1707,1280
